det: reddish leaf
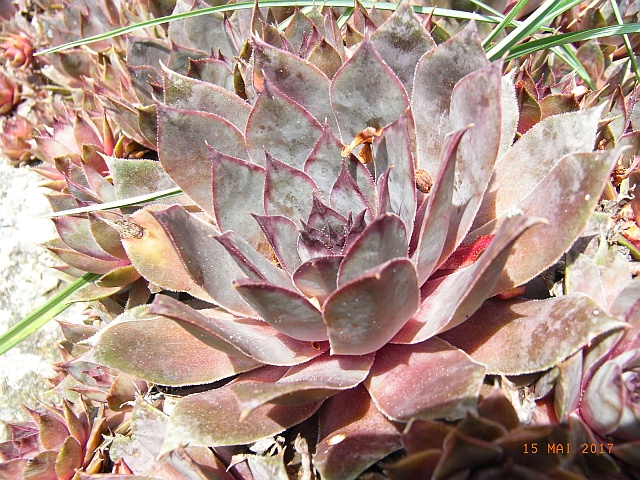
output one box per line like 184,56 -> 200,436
471,150 -> 619,294
372,113 -> 417,233
315,385 -> 402,480
473,107 -> 602,230
411,127 -> 469,284
246,79 -> 323,168
231,352 -> 374,417
366,339 -> 486,421
292,255 -> 342,305
394,215 -> 541,343
234,279 -> 327,341
90,312 -> 259,386
162,369 -> 322,450
264,152 -> 319,225
216,230 -> 292,289
324,258 -> 419,355
371,2 -> 435,95
338,213 -> 407,286
412,22 -> 488,174
253,38 -> 334,129
331,38 -> 409,143
22,450 -> 59,480
440,294 -> 625,375
163,66 -> 251,131
149,294 -> 327,366
211,149 -> 266,252
157,102 -> 248,215
252,214 -> 302,274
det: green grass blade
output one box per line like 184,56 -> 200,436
505,23 -> 640,60
481,0 -> 528,48
486,0 -> 583,61
610,0 -> 640,84
336,6 -> 354,29
0,273 -> 101,356
552,44 -> 595,89
45,187 -> 183,218
36,1 -> 499,56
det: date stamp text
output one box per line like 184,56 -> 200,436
523,443 -> 614,455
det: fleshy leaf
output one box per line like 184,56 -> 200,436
370,2 -> 435,96
473,107 -> 603,229
253,38 -> 335,129
108,399 -> 170,477
128,37 -> 170,69
52,216 -> 122,261
315,385 -> 402,480
264,153 -> 319,225
366,339 -> 486,421
394,215 -> 542,344
331,38 -> 409,143
210,148 -> 267,252
245,80 -> 324,168
233,279 -> 328,341
292,255 -> 343,305
330,162 -> 372,221
304,126 -> 375,206
499,73 -> 519,157
141,205 -> 257,315
25,406 -> 69,450
187,58 -> 234,90
23,451 -> 58,479
308,38 -> 342,79
165,446 -> 235,480
216,230 -> 292,288
168,0 -> 235,58
162,370 -> 322,450
89,313 -> 259,386
324,258 -> 419,355
438,62 -> 502,264
96,265 -> 141,288
440,294 -> 626,375
471,150 -> 619,294
163,65 -> 251,131
304,126 -> 350,199
252,214 -> 302,274
565,252 -> 607,306
372,113 -> 417,233
45,237 -> 127,274
122,206 -> 211,302
105,157 -> 182,204
231,352 -> 374,416
149,294 -> 328,366
100,96 -> 154,149
157,102 -> 248,215
554,351 -> 583,423
412,22 -> 488,174
412,127 -> 469,285
55,436 -> 83,480
338,213 -> 407,286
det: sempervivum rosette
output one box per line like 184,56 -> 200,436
80,5 -> 625,478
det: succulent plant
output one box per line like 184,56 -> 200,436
0,399 -> 113,479
0,67 -> 19,114
0,32 -> 33,68
5,0 -> 640,478
384,388 -> 586,479
44,4 -> 630,478
0,114 -> 34,164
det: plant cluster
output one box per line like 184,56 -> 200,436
1,0 -> 640,479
